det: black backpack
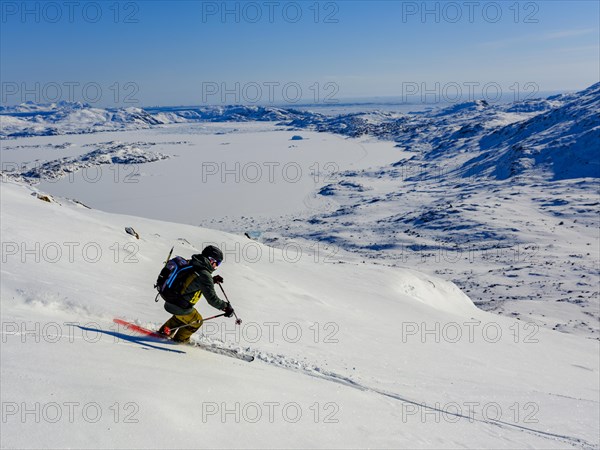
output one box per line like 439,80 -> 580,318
154,256 -> 202,306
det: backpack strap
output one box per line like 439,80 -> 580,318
166,265 -> 193,289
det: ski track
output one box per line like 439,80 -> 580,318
254,351 -> 597,450
103,319 -> 600,449
109,320 -> 600,448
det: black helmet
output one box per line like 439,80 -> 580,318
201,245 -> 223,263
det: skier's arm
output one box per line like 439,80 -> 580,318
196,271 -> 228,311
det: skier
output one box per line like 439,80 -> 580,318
158,245 -> 234,343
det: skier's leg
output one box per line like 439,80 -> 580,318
159,315 -> 185,336
172,309 -> 203,343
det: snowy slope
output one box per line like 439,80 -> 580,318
1,180 -> 598,448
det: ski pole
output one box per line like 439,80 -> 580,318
155,246 -> 175,302
216,282 -> 242,325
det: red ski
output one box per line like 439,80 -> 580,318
113,318 -> 166,339
112,318 -> 254,362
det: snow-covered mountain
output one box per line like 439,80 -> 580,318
0,103 -> 315,138
465,83 -> 600,180
3,86 -> 598,185
0,105 -> 162,138
4,85 -> 597,183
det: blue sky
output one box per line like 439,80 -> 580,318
1,1 -> 599,106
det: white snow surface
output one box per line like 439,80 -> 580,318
1,181 -> 599,449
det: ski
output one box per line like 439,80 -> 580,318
113,318 -> 165,339
113,318 -> 254,362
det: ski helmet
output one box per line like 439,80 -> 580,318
201,245 -> 223,263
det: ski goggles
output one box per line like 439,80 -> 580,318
208,257 -> 222,266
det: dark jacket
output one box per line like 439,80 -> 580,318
164,254 -> 227,316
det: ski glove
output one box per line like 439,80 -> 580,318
213,275 -> 224,284
223,304 -> 234,318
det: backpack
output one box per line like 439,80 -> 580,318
154,256 -> 202,307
